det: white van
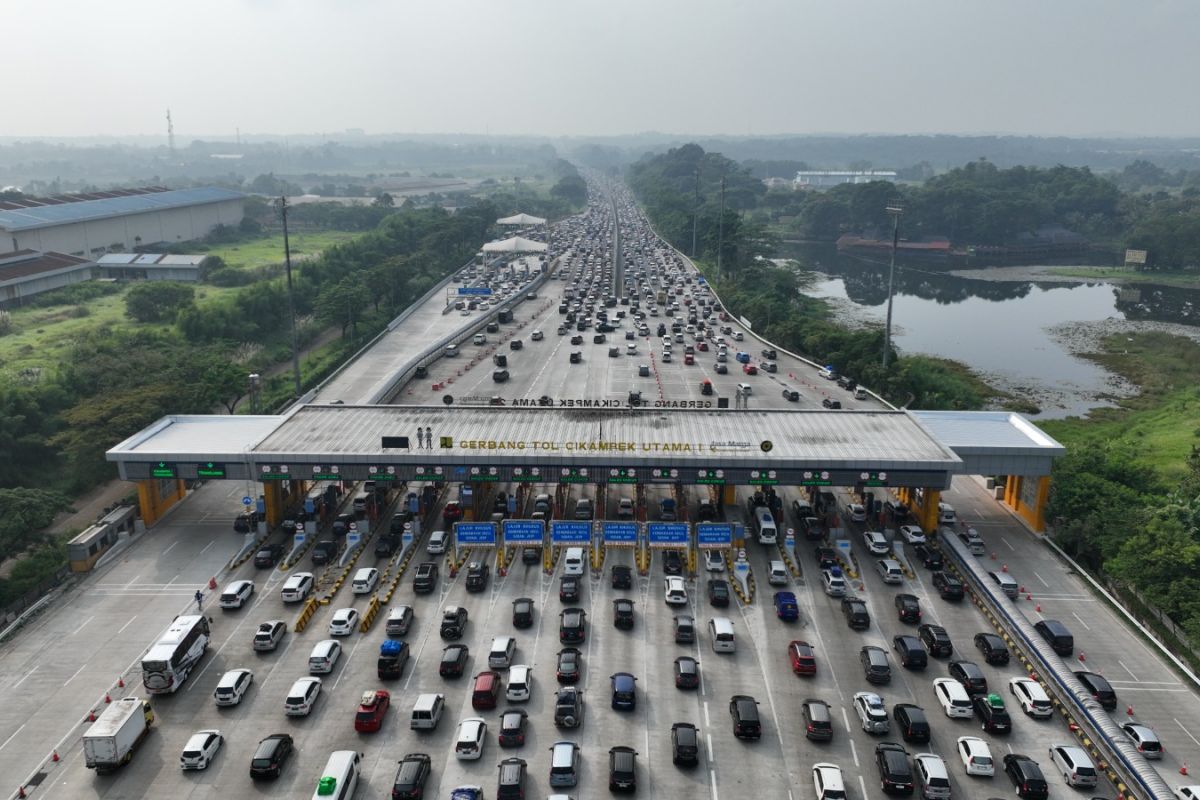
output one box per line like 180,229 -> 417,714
385,605 -> 413,636
563,547 -> 585,576
488,636 -> 516,669
445,343 -> 459,357
938,502 -> 956,524
409,693 -> 445,730
812,762 -> 845,800
312,750 -> 360,800
351,567 -> 379,595
427,530 -> 448,554
351,489 -> 370,514
709,616 -> 736,653
753,506 -> 778,544
308,640 -> 342,674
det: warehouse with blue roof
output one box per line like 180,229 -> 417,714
0,186 -> 245,257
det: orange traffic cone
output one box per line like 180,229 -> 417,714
1182,763 -> 1190,776
1127,705 -> 1134,716
104,693 -> 112,704
1002,564 -> 1008,572
207,577 -> 217,590
18,785 -> 27,798
118,677 -> 125,688
1035,604 -> 1042,613
52,750 -> 59,762
1078,651 -> 1086,663
990,552 -> 997,560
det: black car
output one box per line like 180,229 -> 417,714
248,733 -> 293,780
512,597 -> 534,629
708,579 -> 731,607
390,753 -> 432,800
497,757 -> 527,800
413,561 -> 438,594
560,607 -> 587,643
672,722 -> 700,766
892,635 -> 928,670
439,644 -> 469,678
609,746 -> 638,792
555,686 -> 585,728
674,656 -> 700,689
912,544 -> 943,570
559,576 -> 580,602
892,703 -> 931,744
918,624 -> 953,657
949,660 -> 989,696
822,398 -> 842,409
875,742 -> 914,795
894,594 -> 921,624
556,647 -> 581,683
974,632 -> 1010,665
1004,754 -> 1049,800
439,606 -> 468,640
729,695 -> 762,739
814,547 -> 839,570
613,598 -> 635,630
662,550 -> 684,575
254,543 -> 284,569
611,565 -> 633,589
842,597 -> 870,630
802,698 -> 834,741
974,693 -> 1012,734
1075,670 -> 1118,710
311,539 -> 339,565
521,546 -> 542,564
932,571 -> 964,601
498,709 -> 528,747
465,561 -> 490,592
860,645 -> 892,684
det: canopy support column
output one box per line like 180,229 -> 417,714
136,478 -> 186,528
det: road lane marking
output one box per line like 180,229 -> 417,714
703,700 -> 710,727
858,776 -> 868,799
1117,659 -> 1138,680
199,540 -> 215,555
0,724 -> 26,753
710,768 -> 719,800
62,664 -> 87,686
1071,611 -> 1092,631
162,541 -> 178,556
71,616 -> 95,636
1175,718 -> 1200,748
166,573 -> 179,586
332,637 -> 362,691
117,615 -> 139,635
124,572 -> 142,587
706,733 -> 714,760
1001,536 -> 1015,551
849,738 -> 859,767
13,666 -> 38,688
1032,570 -> 1049,587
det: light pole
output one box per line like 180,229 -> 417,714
716,175 -> 726,276
278,196 -> 302,398
691,167 -> 700,258
882,202 -> 903,369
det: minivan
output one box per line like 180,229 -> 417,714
803,699 -> 834,741
1035,619 -> 1074,656
427,530 -> 448,554
308,640 -> 341,674
914,753 -> 951,800
311,751 -> 359,800
471,671 -> 501,710
385,605 -> 413,636
549,741 -> 581,787
754,506 -> 778,544
488,636 -> 516,669
937,502 -> 956,524
573,498 -> 594,520
709,616 -> 736,653
1049,744 -> 1098,788
989,571 -> 1019,599
409,693 -> 445,730
563,546 -> 585,575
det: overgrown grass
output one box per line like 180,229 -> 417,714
1048,266 -> 1200,288
198,231 -> 360,270
1039,331 -> 1200,481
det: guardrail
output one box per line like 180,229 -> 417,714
941,532 -> 1173,800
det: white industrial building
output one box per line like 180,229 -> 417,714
0,186 -> 245,257
0,250 -> 96,308
97,253 -> 208,282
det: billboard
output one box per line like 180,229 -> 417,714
454,521 -> 497,546
502,519 -> 544,544
550,520 -> 592,544
695,523 -> 733,549
602,521 -> 639,546
647,522 -> 688,548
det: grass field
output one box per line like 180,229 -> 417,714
198,231 -> 360,270
1048,266 -> 1200,289
1039,331 -> 1200,481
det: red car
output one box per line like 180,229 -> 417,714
442,501 -> 463,524
697,341 -> 709,352
684,353 -> 695,365
742,363 -> 758,375
353,689 -> 390,732
788,640 -> 817,676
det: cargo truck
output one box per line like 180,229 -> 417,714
82,697 -> 154,773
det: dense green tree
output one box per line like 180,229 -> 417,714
124,281 -> 196,323
0,488 -> 71,562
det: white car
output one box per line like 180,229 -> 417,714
328,608 -> 360,636
284,677 -> 322,716
280,572 -> 314,603
617,498 -> 635,519
506,664 -> 532,701
934,678 -> 974,718
875,559 -> 903,584
853,691 -> 889,734
213,668 -> 253,707
179,729 -> 223,770
531,330 -> 544,341
253,620 -> 287,651
898,525 -> 927,545
473,333 -> 486,345
956,736 -> 994,776
455,717 -> 488,760
704,550 -> 725,572
847,503 -> 867,522
1009,677 -> 1054,718
1175,787 -> 1200,800
863,530 -> 889,555
352,567 -> 379,594
626,342 -> 637,354
664,576 -> 688,605
219,579 -> 254,609
662,351 -> 672,362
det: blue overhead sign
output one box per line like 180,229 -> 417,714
602,521 -> 638,545
457,286 -> 494,296
696,523 -> 733,549
502,519 -> 544,544
550,520 -> 592,544
454,521 -> 497,545
647,522 -> 689,548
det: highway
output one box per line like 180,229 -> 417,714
1,173 -> 1193,800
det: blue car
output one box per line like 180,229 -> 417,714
735,351 -> 751,363
774,591 -> 799,621
450,787 -> 483,800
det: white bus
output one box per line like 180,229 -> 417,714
141,614 -> 211,694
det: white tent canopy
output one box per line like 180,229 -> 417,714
496,212 -> 547,226
481,236 -> 548,253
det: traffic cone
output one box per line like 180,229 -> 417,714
118,677 -> 125,688
1127,705 -> 1134,716
104,693 -> 112,704
990,552 -> 997,560
1069,722 -> 1079,732
1019,585 -> 1026,593
1078,651 -> 1086,663
1035,604 -> 1042,613
1002,564 -> 1008,572
87,710 -> 96,722
52,750 -> 59,762
1026,593 -> 1033,601
1182,763 -> 1190,776
18,786 -> 26,798
207,577 -> 217,590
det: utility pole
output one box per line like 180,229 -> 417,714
279,197 -> 303,397
691,167 -> 700,258
166,109 -> 176,161
716,175 -> 726,277
882,202 -> 904,369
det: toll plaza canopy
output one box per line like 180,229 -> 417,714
107,405 -> 1064,488
481,236 -> 548,253
496,213 -> 547,226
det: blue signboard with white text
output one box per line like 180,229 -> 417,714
502,519 -> 544,544
454,521 -> 497,545
550,520 -> 592,544
457,286 -> 494,296
603,521 -> 638,546
647,522 -> 689,548
695,523 -> 733,549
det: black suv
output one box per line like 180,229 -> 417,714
512,597 -> 534,629
708,579 -> 731,607
662,550 -> 684,575
613,598 -> 635,630
892,703 -> 931,744
671,722 -> 700,766
560,607 -> 587,643
912,544 -> 943,570
729,695 -> 762,739
391,752 -> 431,800
559,576 -> 580,602
974,693 -> 1012,734
802,698 -> 834,741
555,686 -> 584,728
611,565 -> 633,589
876,742 -> 914,795
311,538 -> 339,565
439,644 -> 469,678
465,561 -> 490,592
918,624 -> 953,657
894,594 -> 921,624
932,571 -> 964,601
1004,754 -> 1049,800
609,746 -> 638,792
248,733 -> 293,780
892,635 -> 928,670
496,757 -> 527,800
842,597 -> 870,630
254,543 -> 284,569
860,646 -> 892,684
413,561 -> 438,594
1075,671 -> 1118,710
556,647 -> 581,683
948,660 -> 989,696
974,632 -> 1010,665
439,606 -> 468,640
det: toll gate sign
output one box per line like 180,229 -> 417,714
502,519 -> 544,544
647,522 -> 689,549
454,522 -> 497,546
550,520 -> 592,544
602,521 -> 638,546
695,523 -> 733,550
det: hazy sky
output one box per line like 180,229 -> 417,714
11,0 -> 1199,138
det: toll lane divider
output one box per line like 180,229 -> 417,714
359,596 -> 381,632
294,597 -> 319,632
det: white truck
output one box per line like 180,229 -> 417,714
82,697 -> 154,773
